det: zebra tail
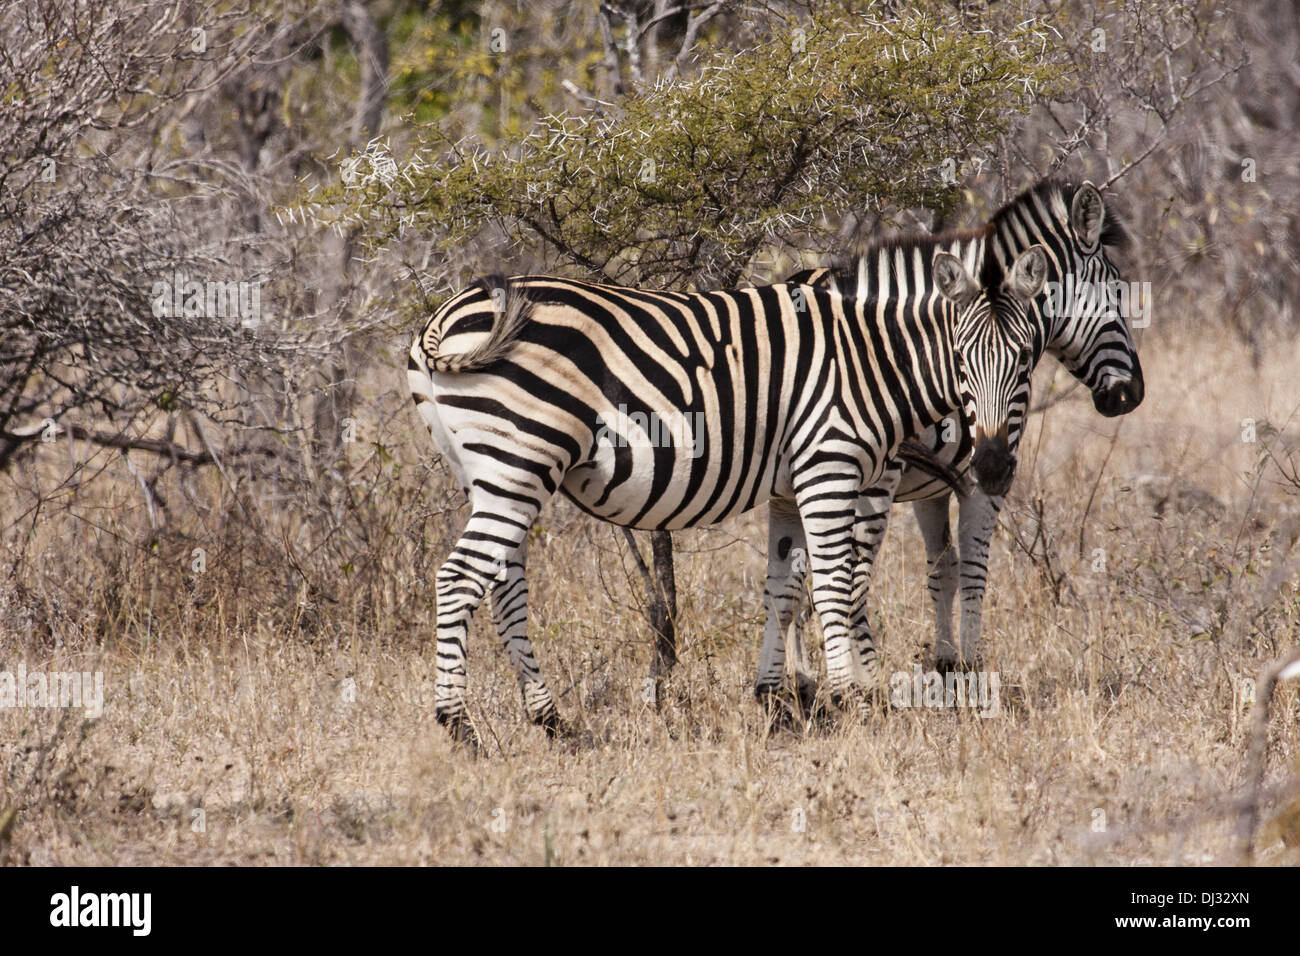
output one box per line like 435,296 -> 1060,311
428,274 -> 533,374
897,439 -> 967,495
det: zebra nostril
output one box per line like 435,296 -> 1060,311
1095,382 -> 1132,417
1096,373 -> 1145,417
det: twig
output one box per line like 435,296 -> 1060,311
560,79 -> 613,109
597,6 -> 624,95
2,423 -> 214,464
620,527 -> 656,596
665,1 -> 725,82
1027,379 -> 1084,415
1238,646 -> 1300,859
185,410 -> 255,524
1076,418 -> 1124,558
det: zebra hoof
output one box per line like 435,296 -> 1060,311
793,675 -> 818,713
437,711 -> 482,753
935,654 -> 982,675
830,684 -> 887,717
534,708 -> 565,739
828,687 -> 861,712
753,683 -> 783,707
865,684 -> 891,715
755,684 -> 803,732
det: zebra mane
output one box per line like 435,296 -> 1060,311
799,227 -> 986,300
787,178 -> 1130,294
989,178 -> 1131,253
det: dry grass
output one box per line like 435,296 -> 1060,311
2,323 -> 1299,866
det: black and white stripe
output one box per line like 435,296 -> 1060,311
408,244 -> 1047,743
761,180 -> 1144,692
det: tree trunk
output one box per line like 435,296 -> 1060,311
314,1 -> 389,472
649,530 -> 678,680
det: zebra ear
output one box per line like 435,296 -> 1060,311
1070,181 -> 1105,250
1007,245 -> 1048,301
932,251 -> 979,307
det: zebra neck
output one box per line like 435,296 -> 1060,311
989,188 -> 1077,349
834,289 -> 962,451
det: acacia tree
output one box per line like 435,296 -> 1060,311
298,4 -> 1060,683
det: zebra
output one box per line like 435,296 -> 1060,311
755,180 -> 1144,704
407,243 -> 1049,746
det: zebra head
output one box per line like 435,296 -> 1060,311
995,181 -> 1145,419
934,245 -> 1047,497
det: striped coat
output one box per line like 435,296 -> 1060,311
758,180 -> 1144,699
408,245 -> 1047,744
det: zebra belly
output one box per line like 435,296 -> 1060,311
559,408 -> 787,530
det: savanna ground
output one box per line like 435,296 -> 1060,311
4,320 -> 1298,866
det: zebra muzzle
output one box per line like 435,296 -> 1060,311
971,432 -> 1015,497
1092,366 -> 1145,417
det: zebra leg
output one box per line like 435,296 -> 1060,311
795,480 -> 863,704
954,490 -> 1005,670
435,504 -> 541,749
844,467 -> 904,691
912,493 -> 960,670
488,551 -> 562,737
754,498 -> 815,709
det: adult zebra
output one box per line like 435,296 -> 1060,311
408,244 -> 1048,746
756,180 -> 1144,703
